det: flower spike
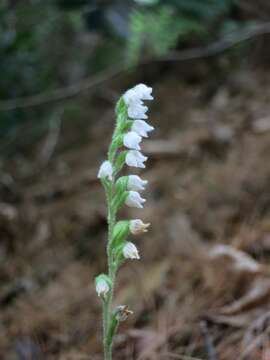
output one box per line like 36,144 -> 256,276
96,83 -> 154,359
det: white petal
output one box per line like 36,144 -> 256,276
96,280 -> 110,297
131,120 -> 154,138
128,103 -> 148,119
123,131 -> 142,150
133,83 -> 153,100
125,191 -> 146,208
130,219 -> 150,235
123,242 -> 140,259
97,160 -> 113,180
123,89 -> 141,106
127,175 -> 148,191
125,150 -> 147,168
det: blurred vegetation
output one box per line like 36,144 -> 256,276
0,0 -> 262,150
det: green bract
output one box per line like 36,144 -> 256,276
115,176 -> 129,194
95,274 -> 112,287
111,220 -> 130,248
114,151 -> 128,173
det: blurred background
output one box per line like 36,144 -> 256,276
2,0 -> 270,359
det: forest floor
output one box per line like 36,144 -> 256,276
1,63 -> 270,359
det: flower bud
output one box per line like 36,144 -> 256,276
123,131 -> 142,150
133,84 -> 153,100
127,175 -> 148,191
95,274 -> 111,298
97,160 -> 113,180
130,219 -> 150,235
123,242 -> 140,259
125,191 -> 146,208
131,120 -> 154,138
125,150 -> 147,168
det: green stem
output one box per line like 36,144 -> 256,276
103,113 -> 126,359
103,177 -> 117,360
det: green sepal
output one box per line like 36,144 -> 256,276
111,220 -> 130,248
95,273 -> 112,287
115,176 -> 128,194
112,191 -> 128,213
114,151 -> 128,173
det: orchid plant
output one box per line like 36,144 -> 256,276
96,84 -> 154,359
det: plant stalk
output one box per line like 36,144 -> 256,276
103,177 -> 116,360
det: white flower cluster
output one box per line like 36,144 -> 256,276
122,84 -> 153,259
123,84 -> 154,169
97,83 -> 154,265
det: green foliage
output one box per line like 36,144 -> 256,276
127,0 -> 236,64
0,0 -> 87,140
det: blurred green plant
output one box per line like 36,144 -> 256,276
0,0 -> 86,142
0,0 -> 261,154
127,0 -> 236,64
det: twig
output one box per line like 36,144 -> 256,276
0,64 -> 124,111
1,22 -> 270,112
39,108 -> 63,166
161,353 -> 204,360
200,321 -> 218,360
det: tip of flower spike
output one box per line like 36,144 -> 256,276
133,84 -> 153,100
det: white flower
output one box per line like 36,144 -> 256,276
97,160 -> 113,180
127,175 -> 148,191
123,131 -> 142,150
123,89 -> 141,106
133,84 -> 153,100
123,242 -> 140,259
125,191 -> 146,208
123,84 -> 153,105
96,279 -> 110,297
125,150 -> 147,168
130,219 -> 150,235
128,102 -> 148,120
131,120 -> 154,138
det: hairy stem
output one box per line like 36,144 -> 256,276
103,177 -> 117,360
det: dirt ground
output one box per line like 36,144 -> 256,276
2,63 -> 270,359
